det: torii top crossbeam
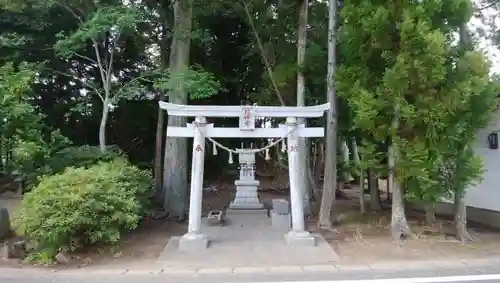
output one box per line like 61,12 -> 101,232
159,102 -> 331,139
159,102 -> 330,118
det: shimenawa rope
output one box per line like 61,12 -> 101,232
192,122 -> 299,164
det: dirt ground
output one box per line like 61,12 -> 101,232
313,186 -> 500,264
2,179 -> 500,269
313,200 -> 500,265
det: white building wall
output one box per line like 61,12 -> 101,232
458,110 -> 500,212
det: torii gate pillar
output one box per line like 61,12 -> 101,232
178,116 -> 209,250
285,117 -> 315,246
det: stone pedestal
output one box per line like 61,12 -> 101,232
229,180 -> 264,209
229,150 -> 264,210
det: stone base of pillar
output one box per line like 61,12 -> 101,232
229,180 -> 264,210
285,231 -> 316,247
178,232 -> 210,251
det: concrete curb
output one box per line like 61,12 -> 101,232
1,257 -> 500,278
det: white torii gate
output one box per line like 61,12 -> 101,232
160,102 -> 330,250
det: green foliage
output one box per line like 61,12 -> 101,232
54,6 -> 144,58
438,145 -> 485,198
13,158 -> 153,264
52,2 -> 152,109
434,71 -> 499,196
0,63 -> 42,141
11,130 -> 71,184
338,0 -> 495,204
14,144 -> 125,191
356,141 -> 384,173
154,66 -> 222,99
0,63 -> 47,175
44,145 -> 123,174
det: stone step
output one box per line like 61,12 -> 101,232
226,208 -> 268,216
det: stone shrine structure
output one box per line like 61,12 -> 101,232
229,147 -> 263,210
159,102 -> 330,250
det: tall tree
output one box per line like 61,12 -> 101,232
447,24 -> 497,242
52,1 -> 149,153
296,0 -> 310,215
152,1 -> 173,200
163,0 -> 193,219
337,0 -> 494,240
318,0 -> 338,229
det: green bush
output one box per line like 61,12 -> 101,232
45,145 -> 122,175
13,157 -> 153,263
13,144 -> 123,190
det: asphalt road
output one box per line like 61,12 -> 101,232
2,266 -> 500,283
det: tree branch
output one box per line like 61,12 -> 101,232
91,40 -> 110,99
113,73 -> 160,99
55,2 -> 84,23
105,27 -> 123,99
70,52 -> 98,66
477,0 -> 500,11
52,69 -> 105,102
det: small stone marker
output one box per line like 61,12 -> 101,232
271,199 -> 291,230
0,207 -> 11,240
55,251 -> 70,264
207,210 -> 225,226
11,240 -> 26,259
1,242 -> 12,260
272,199 -> 290,215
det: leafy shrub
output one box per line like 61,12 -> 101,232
12,143 -> 121,190
13,157 -> 153,263
11,130 -> 71,185
45,145 -> 122,175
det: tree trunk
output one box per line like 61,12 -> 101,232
307,164 -> 319,201
318,0 -> 338,229
368,169 -> 382,211
163,0 -> 193,220
351,139 -> 364,214
154,92 -> 166,199
389,115 -> 411,240
315,141 -> 324,182
99,101 -> 109,153
454,25 -> 473,244
359,171 -> 366,214
312,142 -> 318,181
296,0 -> 310,216
454,187 -> 473,243
154,12 -> 176,201
425,202 -> 436,225
0,139 -> 3,171
386,177 -> 390,201
340,140 -> 351,182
